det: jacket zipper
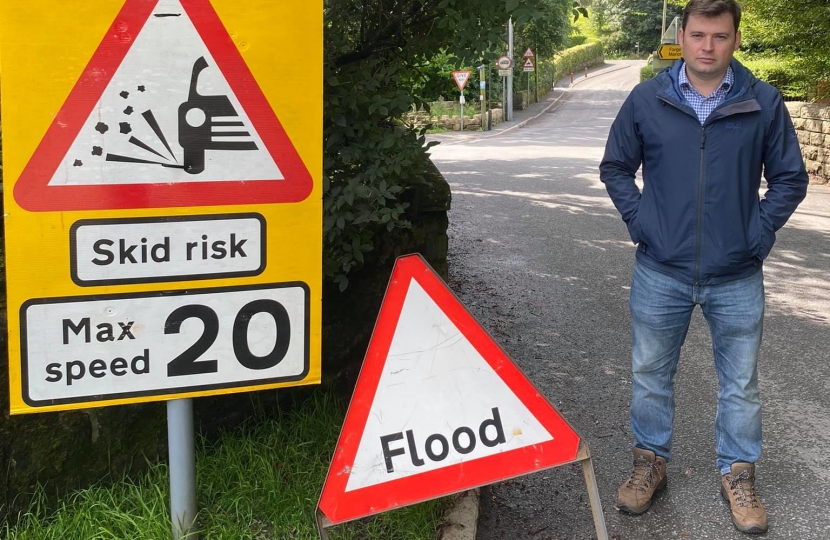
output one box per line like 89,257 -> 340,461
695,128 -> 707,284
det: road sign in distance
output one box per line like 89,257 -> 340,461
496,55 -> 514,70
523,47 -> 534,58
452,70 -> 472,92
658,43 -> 682,60
523,58 -> 535,72
498,69 -> 512,77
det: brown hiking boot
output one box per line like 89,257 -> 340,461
721,463 -> 768,534
617,448 -> 667,514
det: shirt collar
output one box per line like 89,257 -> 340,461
679,62 -> 733,95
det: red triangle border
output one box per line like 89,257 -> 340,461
13,0 -> 313,212
318,254 -> 581,525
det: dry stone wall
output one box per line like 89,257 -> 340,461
408,104 -> 504,131
786,102 -> 830,185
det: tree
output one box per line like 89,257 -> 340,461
323,0 -> 546,289
589,0 -> 612,33
517,0 -> 574,60
604,0 -> 683,55
740,0 -> 830,95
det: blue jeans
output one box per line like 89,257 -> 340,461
629,262 -> 764,475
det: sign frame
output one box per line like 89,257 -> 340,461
0,0 -> 323,415
315,255 -> 609,540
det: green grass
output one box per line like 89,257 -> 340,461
427,101 -> 477,119
1,391 -> 445,540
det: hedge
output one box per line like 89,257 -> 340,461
536,42 -> 605,87
640,65 -> 655,81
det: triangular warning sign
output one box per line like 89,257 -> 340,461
452,70 -> 472,92
524,58 -> 535,68
523,47 -> 535,58
318,255 -> 581,525
14,0 -> 312,212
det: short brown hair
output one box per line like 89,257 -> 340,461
682,0 -> 742,32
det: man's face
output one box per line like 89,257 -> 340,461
679,12 -> 741,81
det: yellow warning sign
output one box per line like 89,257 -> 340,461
0,0 -> 323,414
658,44 -> 683,60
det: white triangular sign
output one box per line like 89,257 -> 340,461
345,277 -> 555,491
452,70 -> 472,91
319,255 -> 581,525
50,0 -> 282,187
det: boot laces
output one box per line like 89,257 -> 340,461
729,470 -> 760,509
626,457 -> 659,492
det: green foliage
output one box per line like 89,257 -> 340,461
569,34 -> 588,46
322,0 -> 546,290
408,52 -> 477,103
573,1 -> 589,22
588,0 -> 611,32
529,41 -> 603,95
2,391 -> 446,539
604,0 -> 684,56
516,0 -> 574,61
735,52 -> 813,100
640,64 -> 656,81
740,0 -> 830,99
538,42 -> 604,82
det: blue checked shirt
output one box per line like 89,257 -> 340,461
678,62 -> 734,124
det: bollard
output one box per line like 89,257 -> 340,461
570,72 -> 574,84
585,67 -> 588,78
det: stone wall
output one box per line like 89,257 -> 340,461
786,102 -> 830,185
408,104 -> 504,131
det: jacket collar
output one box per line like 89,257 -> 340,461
658,58 -> 756,106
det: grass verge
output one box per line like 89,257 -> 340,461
2,390 -> 446,540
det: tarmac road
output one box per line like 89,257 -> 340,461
428,61 -> 830,539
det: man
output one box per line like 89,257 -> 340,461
599,0 -> 808,534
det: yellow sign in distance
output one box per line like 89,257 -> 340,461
0,0 -> 323,414
658,44 -> 683,60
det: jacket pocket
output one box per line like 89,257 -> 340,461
633,190 -> 651,247
752,203 -> 776,260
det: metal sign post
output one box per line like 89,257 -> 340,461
451,70 -> 472,132
507,17 -> 514,121
168,399 -> 198,540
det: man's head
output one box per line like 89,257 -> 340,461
682,0 -> 741,33
679,0 -> 742,83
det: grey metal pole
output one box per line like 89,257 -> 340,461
168,398 -> 198,540
507,17 -> 514,121
662,0 -> 668,36
479,66 -> 486,130
460,94 -> 464,131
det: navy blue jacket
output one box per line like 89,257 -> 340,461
600,59 -> 808,285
